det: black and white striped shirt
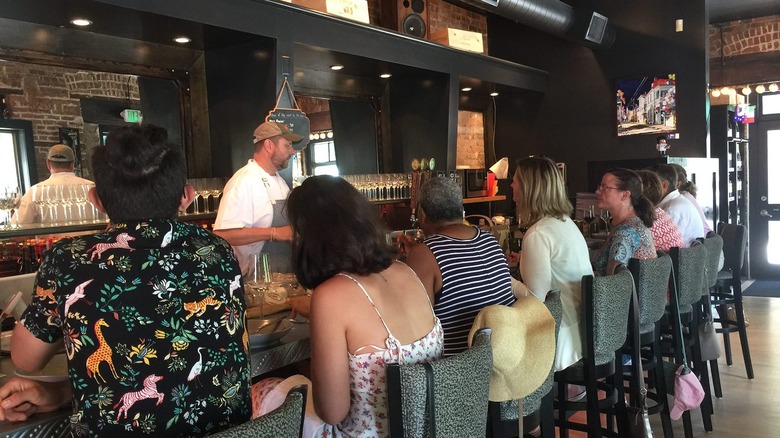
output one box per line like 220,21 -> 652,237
425,227 -> 515,356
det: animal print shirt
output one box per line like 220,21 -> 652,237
21,219 -> 252,437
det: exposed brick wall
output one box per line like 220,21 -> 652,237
709,15 -> 780,58
428,0 -> 487,36
0,61 -> 139,180
456,109 -> 485,169
364,0 -> 488,50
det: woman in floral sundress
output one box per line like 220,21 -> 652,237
253,175 -> 443,437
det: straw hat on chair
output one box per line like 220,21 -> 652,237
468,296 -> 556,402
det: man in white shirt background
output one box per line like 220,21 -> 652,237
12,144 -> 94,225
651,163 -> 704,246
213,121 -> 302,277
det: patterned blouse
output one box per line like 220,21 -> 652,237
650,207 -> 685,253
21,219 -> 251,437
325,272 -> 444,437
591,216 -> 656,276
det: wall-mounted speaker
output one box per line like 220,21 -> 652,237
381,0 -> 430,38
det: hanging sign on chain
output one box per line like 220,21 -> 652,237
266,77 -> 310,150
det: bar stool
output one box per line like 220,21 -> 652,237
710,222 -> 753,380
699,233 -> 725,398
668,243 -> 713,437
487,290 -> 562,438
554,266 -> 633,438
626,253 -> 673,438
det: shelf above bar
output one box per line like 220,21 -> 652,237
463,195 -> 506,204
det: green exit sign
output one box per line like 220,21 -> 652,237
121,109 -> 142,123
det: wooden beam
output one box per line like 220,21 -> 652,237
710,51 -> 780,86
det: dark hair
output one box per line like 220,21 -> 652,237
419,177 -> 463,223
287,175 -> 394,289
669,163 -> 697,197
606,167 -> 654,228
91,125 -> 186,222
650,163 -> 677,194
635,169 -> 664,205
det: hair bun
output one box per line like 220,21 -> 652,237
106,125 -> 171,179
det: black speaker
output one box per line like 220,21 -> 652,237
381,0 -> 430,38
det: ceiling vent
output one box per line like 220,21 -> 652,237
453,0 -> 614,48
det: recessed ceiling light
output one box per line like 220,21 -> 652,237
490,92 -> 499,97
173,36 -> 192,44
380,73 -> 392,79
461,87 -> 472,92
330,65 -> 344,71
70,18 -> 92,27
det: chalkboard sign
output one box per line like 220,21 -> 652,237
267,78 -> 310,150
266,109 -> 310,150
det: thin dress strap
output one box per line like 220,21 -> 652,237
337,273 -> 401,356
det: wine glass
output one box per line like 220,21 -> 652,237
0,188 -> 14,229
600,209 -> 612,234
31,185 -> 48,223
197,179 -> 212,213
208,178 -> 225,211
245,253 -> 272,318
582,205 -> 595,238
10,188 -> 22,229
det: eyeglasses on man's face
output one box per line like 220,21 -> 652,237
596,184 -> 622,192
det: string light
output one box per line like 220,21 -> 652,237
770,83 -> 779,93
741,86 -> 752,95
755,84 -> 766,94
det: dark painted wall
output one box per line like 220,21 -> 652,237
204,39 -> 277,178
330,99 -> 379,175
388,72 -> 451,173
488,0 -> 708,195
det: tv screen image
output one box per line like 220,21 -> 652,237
616,73 -> 677,137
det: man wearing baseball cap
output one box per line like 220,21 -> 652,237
214,121 -> 303,276
13,144 -> 94,224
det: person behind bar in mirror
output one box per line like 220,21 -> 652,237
403,176 -> 515,357
12,144 -> 94,224
252,175 -> 443,437
213,121 -> 303,277
0,125 -> 251,436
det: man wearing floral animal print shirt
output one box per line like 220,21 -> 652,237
0,125 -> 251,437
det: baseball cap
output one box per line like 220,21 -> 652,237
669,365 -> 705,420
47,144 -> 76,162
253,122 -> 303,144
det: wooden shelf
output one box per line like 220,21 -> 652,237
463,195 -> 506,204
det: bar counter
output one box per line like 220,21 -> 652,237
0,320 -> 311,437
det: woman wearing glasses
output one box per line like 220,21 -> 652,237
591,168 -> 656,276
510,156 -> 592,372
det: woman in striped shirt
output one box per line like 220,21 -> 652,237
405,177 -> 515,356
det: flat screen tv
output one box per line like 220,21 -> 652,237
616,73 -> 677,137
